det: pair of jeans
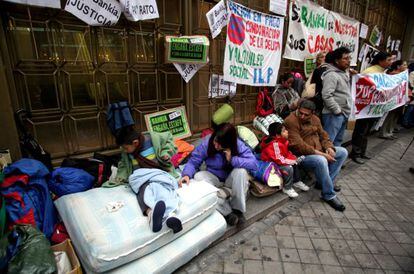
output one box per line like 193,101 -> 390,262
322,113 -> 348,147
301,146 -> 348,200
402,105 -> 414,128
279,165 -> 301,190
351,118 -> 377,157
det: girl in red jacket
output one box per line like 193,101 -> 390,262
260,122 -> 309,198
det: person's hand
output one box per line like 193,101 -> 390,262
326,148 -> 336,158
223,149 -> 232,162
324,153 -> 336,163
161,155 -> 170,161
178,176 -> 190,188
349,68 -> 358,75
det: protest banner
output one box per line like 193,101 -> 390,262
120,0 -> 159,21
269,0 -> 287,17
351,71 -> 409,119
65,0 -> 122,26
206,0 -> 228,39
4,0 -> 60,8
360,43 -> 379,72
173,62 -> 206,83
304,57 -> 316,78
209,74 -> 237,98
223,1 -> 284,86
283,0 -> 360,66
145,106 -> 191,139
165,36 -> 209,64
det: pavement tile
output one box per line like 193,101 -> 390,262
341,267 -> 365,274
276,236 -> 296,249
322,265 -> 344,273
290,226 -> 309,237
302,263 -> 324,274
302,217 -> 321,227
242,245 -> 262,260
317,250 -> 340,266
280,248 -> 300,263
311,238 -> 332,251
323,228 -> 344,239
339,228 -> 361,240
329,238 -> 352,254
356,229 -> 379,241
337,254 -> 360,267
364,241 -> 389,255
307,227 -> 326,238
282,262 -> 304,273
354,253 -> 381,269
373,230 -> 398,243
372,254 -> 402,271
349,219 -> 369,229
297,249 -> 319,264
300,208 -> 316,218
274,224 -> 292,236
382,242 -> 409,256
223,254 -> 243,273
347,240 -> 371,253
243,260 -> 264,274
391,232 -> 414,244
294,236 -> 313,250
259,234 -> 278,247
392,256 -> 414,272
263,261 -> 283,274
261,246 -> 280,262
400,243 -> 414,256
364,220 -> 387,231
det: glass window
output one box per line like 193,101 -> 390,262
97,28 -> 127,63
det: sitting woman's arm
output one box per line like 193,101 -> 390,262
181,139 -> 209,179
230,139 -> 258,173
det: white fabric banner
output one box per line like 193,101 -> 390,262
206,0 -> 228,39
4,0 -> 60,8
173,63 -> 206,83
283,0 -> 360,66
208,74 -> 237,98
65,0 -> 122,26
223,1 -> 284,86
120,0 -> 159,22
269,0 -> 287,17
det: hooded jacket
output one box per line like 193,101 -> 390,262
260,136 -> 297,166
321,63 -> 352,117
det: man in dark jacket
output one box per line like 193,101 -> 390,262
284,100 -> 347,211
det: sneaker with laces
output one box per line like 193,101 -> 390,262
293,181 -> 310,191
283,188 -> 299,198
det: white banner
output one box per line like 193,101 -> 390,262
206,0 -> 228,39
223,1 -> 284,86
65,0 -> 122,26
269,0 -> 287,17
173,63 -> 206,83
360,43 -> 379,72
209,74 -> 237,98
121,0 -> 159,22
4,0 -> 60,8
283,0 -> 360,66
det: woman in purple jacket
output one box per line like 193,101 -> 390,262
179,123 -> 258,225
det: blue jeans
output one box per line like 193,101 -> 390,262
322,113 -> 348,147
301,146 -> 348,200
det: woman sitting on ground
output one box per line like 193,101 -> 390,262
272,72 -> 301,119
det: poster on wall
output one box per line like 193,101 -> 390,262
4,0 -> 60,8
269,0 -> 287,17
369,25 -> 381,47
283,0 -> 360,66
120,0 -> 159,21
145,106 -> 191,139
173,62 -> 206,83
65,0 -> 122,26
304,57 -> 316,78
165,36 -> 209,64
359,23 -> 368,39
360,43 -> 379,72
223,1 -> 284,86
208,74 -> 237,98
206,0 -> 228,39
351,71 -> 409,119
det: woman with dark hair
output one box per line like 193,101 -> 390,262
272,72 -> 301,118
180,123 -> 257,226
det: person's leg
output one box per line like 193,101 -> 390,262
379,113 -> 392,138
301,155 -> 336,200
143,186 -> 166,233
224,168 -> 250,214
361,118 -> 376,156
292,164 -> 301,183
323,114 -> 346,147
279,165 -> 298,197
351,119 -> 366,157
334,116 -> 348,147
137,182 -> 150,215
329,146 -> 348,182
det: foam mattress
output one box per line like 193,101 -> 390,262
55,180 -> 218,273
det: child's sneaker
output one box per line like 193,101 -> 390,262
166,216 -> 183,234
293,181 -> 310,191
149,201 -> 166,233
283,188 -> 299,198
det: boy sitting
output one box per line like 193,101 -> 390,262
260,122 -> 309,198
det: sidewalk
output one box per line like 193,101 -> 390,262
178,129 -> 414,273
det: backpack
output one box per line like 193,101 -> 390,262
61,158 -> 108,187
256,88 -> 274,117
106,101 -> 135,136
252,160 -> 283,188
48,167 -> 95,197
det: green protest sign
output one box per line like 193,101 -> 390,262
145,106 -> 192,139
165,36 -> 209,64
304,57 -> 316,78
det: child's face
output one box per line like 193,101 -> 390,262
281,127 -> 289,139
122,140 -> 140,154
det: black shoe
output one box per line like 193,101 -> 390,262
233,210 -> 246,224
150,201 -> 166,233
360,154 -> 371,160
409,168 -> 414,174
351,156 -> 365,164
334,185 -> 341,192
323,197 -> 346,211
225,213 -> 239,226
166,216 -> 183,234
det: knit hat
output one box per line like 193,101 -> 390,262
212,104 -> 234,126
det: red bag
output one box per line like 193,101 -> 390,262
256,88 -> 274,117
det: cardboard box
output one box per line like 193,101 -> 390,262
165,35 -> 209,64
51,240 -> 82,274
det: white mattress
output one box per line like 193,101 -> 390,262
55,180 -> 218,273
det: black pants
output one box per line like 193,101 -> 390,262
351,118 -> 377,156
137,182 -> 150,215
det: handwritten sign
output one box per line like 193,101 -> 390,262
145,106 -> 191,139
173,62 -> 206,83
223,1 -> 284,86
165,36 -> 209,64
283,0 -> 360,66
206,0 -> 228,39
351,71 -> 409,119
209,74 -> 237,98
120,0 -> 159,21
65,0 -> 122,26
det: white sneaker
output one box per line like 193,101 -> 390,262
283,188 -> 299,198
293,181 -> 310,191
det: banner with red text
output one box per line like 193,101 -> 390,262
283,0 -> 360,66
223,1 -> 284,86
351,71 -> 409,119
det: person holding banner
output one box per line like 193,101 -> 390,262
285,100 -> 347,211
350,52 -> 392,164
272,73 -> 301,119
321,47 -> 353,146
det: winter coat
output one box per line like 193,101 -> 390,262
182,136 -> 258,181
321,63 -> 352,116
260,136 -> 297,166
272,85 -> 300,118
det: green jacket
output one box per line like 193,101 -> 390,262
102,131 -> 179,188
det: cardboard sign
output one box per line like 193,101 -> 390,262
269,0 -> 287,17
351,71 -> 409,119
360,44 -> 379,72
206,0 -> 228,39
173,62 -> 206,83
120,0 -> 159,21
369,25 -> 381,47
223,1 -> 284,86
165,36 -> 209,64
304,57 -> 316,78
145,106 -> 191,139
4,0 -> 60,8
283,0 -> 360,66
209,74 -> 237,98
65,0 -> 122,26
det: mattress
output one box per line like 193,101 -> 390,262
99,211 -> 226,274
55,180 -> 218,273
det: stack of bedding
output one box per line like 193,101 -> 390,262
55,180 -> 226,273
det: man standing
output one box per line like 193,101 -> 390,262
321,47 -> 352,146
285,100 -> 348,211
